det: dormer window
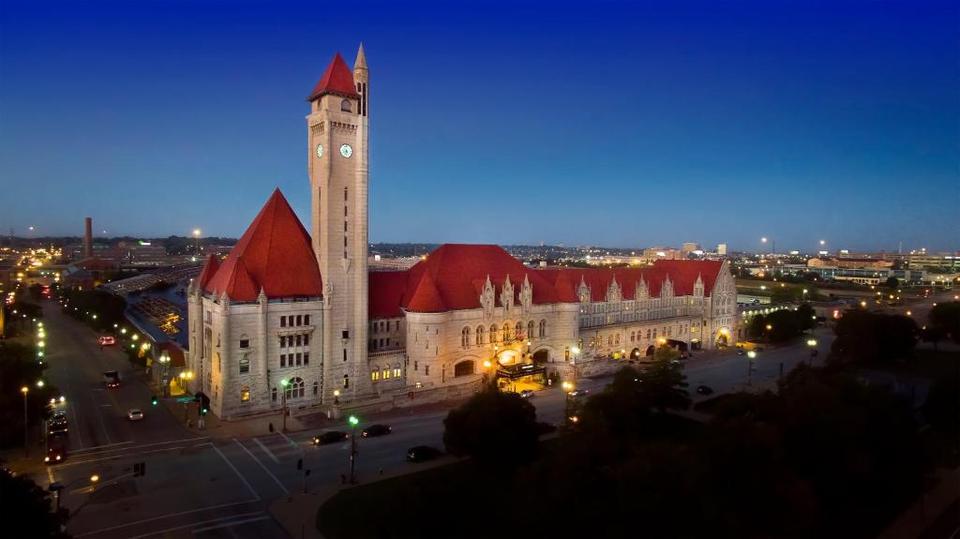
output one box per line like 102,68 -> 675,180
340,99 -> 352,112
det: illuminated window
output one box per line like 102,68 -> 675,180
240,386 -> 250,403
371,369 -> 380,381
393,365 -> 401,378
383,368 -> 391,379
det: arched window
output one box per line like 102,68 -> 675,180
393,364 -> 401,378
371,367 -> 380,381
527,321 -> 535,340
476,326 -> 485,346
313,381 -> 319,395
343,374 -> 349,389
615,334 -> 621,344
515,321 -> 523,340
503,322 -> 511,341
382,367 -> 391,379
490,324 -> 498,343
630,331 -> 636,342
461,327 -> 470,348
340,99 -> 352,112
285,377 -> 305,399
538,319 -> 547,338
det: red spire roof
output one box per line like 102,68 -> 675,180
205,189 -> 322,301
196,254 -> 221,289
308,53 -> 359,100
406,272 -> 446,313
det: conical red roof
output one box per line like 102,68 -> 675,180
405,271 -> 446,313
308,53 -> 359,100
205,189 -> 322,301
196,254 -> 220,289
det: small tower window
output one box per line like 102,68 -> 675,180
340,99 -> 352,112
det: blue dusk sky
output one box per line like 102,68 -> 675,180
1,0 -> 957,252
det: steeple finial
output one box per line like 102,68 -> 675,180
354,42 -> 367,70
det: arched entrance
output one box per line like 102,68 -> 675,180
630,347 -> 641,359
715,328 -> 730,347
532,349 -> 549,365
454,360 -> 475,377
645,345 -> 655,357
666,339 -> 688,352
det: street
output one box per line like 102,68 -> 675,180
13,289 -> 951,538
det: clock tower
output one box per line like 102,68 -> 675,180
307,45 -> 370,402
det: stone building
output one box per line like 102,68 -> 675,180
186,47 -> 738,419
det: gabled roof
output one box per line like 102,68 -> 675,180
205,189 -> 322,301
544,260 -> 723,302
196,254 -> 220,289
307,53 -> 359,100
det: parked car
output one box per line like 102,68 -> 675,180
312,431 -> 349,445
97,336 -> 116,346
519,389 -> 535,399
567,389 -> 589,398
361,424 -> 392,438
406,445 -> 443,463
696,385 -> 714,396
45,436 -> 67,464
127,408 -> 144,421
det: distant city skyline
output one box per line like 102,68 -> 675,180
1,0 -> 958,251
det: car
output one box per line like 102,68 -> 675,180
696,385 -> 714,396
737,349 -> 745,356
567,389 -> 589,398
361,424 -> 392,438
312,431 -> 349,445
47,415 -> 68,435
97,336 -> 116,346
127,409 -> 144,421
406,445 -> 443,462
103,370 -> 120,388
45,436 -> 67,464
519,389 -> 535,399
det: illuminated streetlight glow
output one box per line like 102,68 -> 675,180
90,474 -> 99,483
21,386 -> 28,395
36,380 -> 44,388
747,350 -> 757,359
807,339 -> 817,347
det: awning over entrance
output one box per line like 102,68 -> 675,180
497,362 -> 545,380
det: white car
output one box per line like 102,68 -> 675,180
127,409 -> 144,421
519,389 -> 535,399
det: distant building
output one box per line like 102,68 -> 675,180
807,257 -> 893,270
908,253 -> 960,271
717,243 -> 727,256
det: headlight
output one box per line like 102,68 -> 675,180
56,455 -> 61,461
45,457 -> 50,462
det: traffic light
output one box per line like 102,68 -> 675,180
150,396 -> 158,406
200,407 -> 208,416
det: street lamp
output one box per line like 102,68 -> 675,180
279,379 -> 289,432
348,415 -> 360,484
807,339 -> 818,364
158,352 -> 171,397
21,386 -> 29,456
193,229 -> 202,255
745,350 -> 757,386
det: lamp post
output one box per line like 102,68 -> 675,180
193,229 -> 201,256
348,415 -> 359,484
746,350 -> 757,386
158,352 -> 170,397
21,386 -> 29,456
806,338 -> 818,365
562,381 -> 574,426
279,379 -> 289,432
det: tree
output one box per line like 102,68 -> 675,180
830,310 -> 918,365
0,469 -> 69,538
0,343 -> 60,448
884,276 -> 899,290
443,388 -> 539,467
747,314 -> 767,340
929,302 -> 960,344
765,309 -> 802,342
796,303 -> 816,331
639,347 -> 691,413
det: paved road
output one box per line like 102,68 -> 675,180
21,289 -> 954,538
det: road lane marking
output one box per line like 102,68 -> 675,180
69,405 -> 86,449
74,501 -> 260,537
58,444 -> 196,468
234,438 -> 289,495
89,390 -> 112,445
191,514 -> 271,534
253,437 -> 279,463
71,441 -> 134,453
280,431 -> 298,448
212,443 -> 261,501
123,512 -> 266,539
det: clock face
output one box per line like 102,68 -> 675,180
315,144 -> 323,159
339,144 -> 353,158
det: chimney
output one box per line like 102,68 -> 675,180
84,217 -> 93,258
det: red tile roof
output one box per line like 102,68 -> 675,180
366,245 -> 726,318
196,254 -> 220,289
205,189 -> 322,301
308,53 -> 359,100
406,271 -> 446,313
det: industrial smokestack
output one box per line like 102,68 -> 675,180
84,217 -> 93,258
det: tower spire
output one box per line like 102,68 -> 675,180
354,42 -> 367,70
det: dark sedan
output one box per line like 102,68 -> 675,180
406,445 -> 443,462
362,424 -> 392,438
312,431 -> 349,445
696,385 -> 714,396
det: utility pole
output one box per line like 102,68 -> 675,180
348,415 -> 359,484
21,386 -> 29,457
